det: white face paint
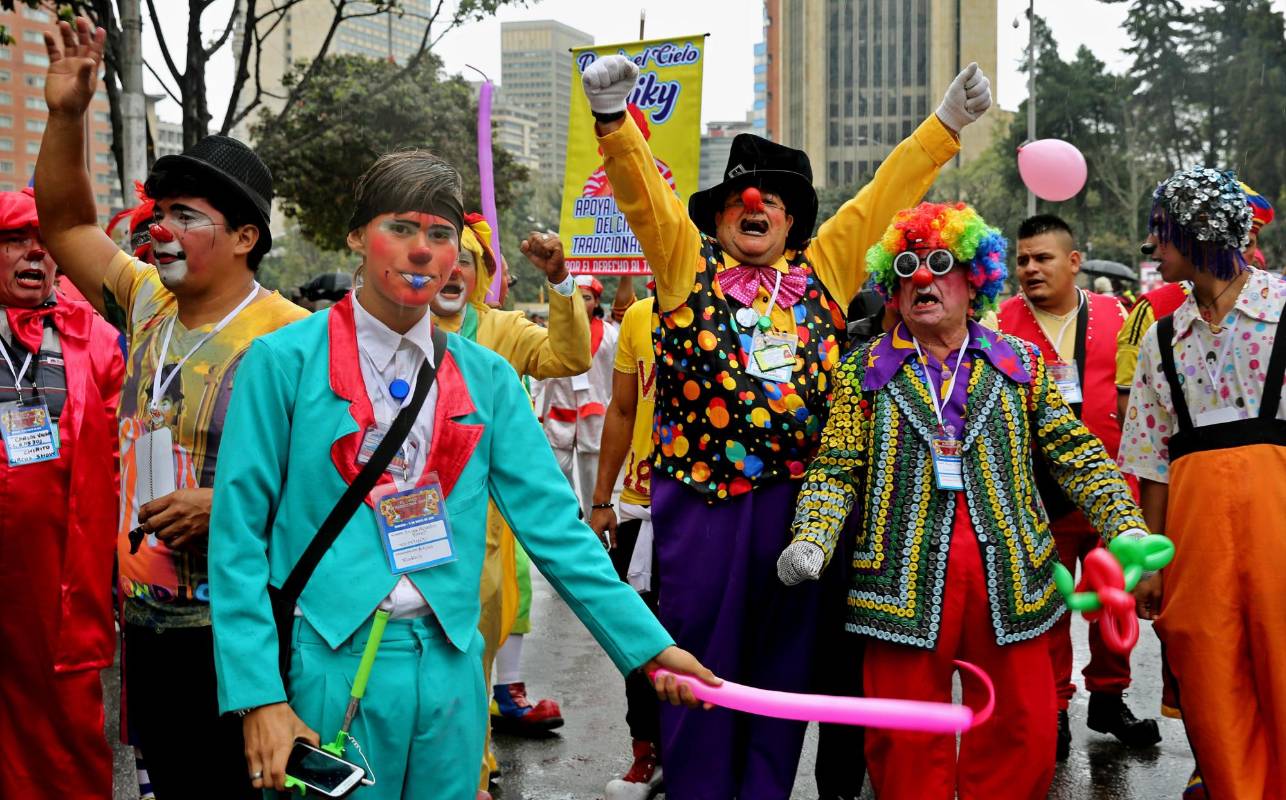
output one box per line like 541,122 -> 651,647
152,237 -> 189,287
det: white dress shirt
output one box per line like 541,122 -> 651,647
352,295 -> 440,618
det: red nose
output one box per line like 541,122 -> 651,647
407,247 -> 433,265
148,223 -> 175,243
741,186 -> 764,214
27,248 -> 46,262
912,265 -> 934,288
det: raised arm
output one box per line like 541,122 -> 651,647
808,63 -> 991,306
586,56 -> 703,313
513,232 -> 592,378
34,18 -> 126,316
778,355 -> 870,585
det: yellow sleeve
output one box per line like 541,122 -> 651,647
504,291 -> 592,380
1115,299 -> 1156,389
599,117 -> 703,313
613,299 -> 651,374
808,115 -> 961,306
101,249 -> 165,333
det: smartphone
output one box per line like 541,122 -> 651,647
285,739 -> 365,797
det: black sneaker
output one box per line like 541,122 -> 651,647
1056,709 -> 1071,760
1086,692 -> 1162,747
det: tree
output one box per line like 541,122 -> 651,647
252,52 -> 529,251
256,227 -> 355,293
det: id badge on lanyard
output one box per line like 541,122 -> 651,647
931,433 -> 964,491
747,329 -> 797,383
357,423 -> 413,482
0,398 -> 59,466
370,472 -> 458,575
1049,361 -> 1083,405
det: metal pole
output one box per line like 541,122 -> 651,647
639,9 -> 646,40
119,0 -> 147,189
1026,0 -> 1036,217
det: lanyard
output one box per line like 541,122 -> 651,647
911,335 -> 968,436
151,283 -> 260,413
1201,314 -> 1240,400
1025,290 -> 1084,363
0,339 -> 33,399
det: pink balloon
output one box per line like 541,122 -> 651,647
1017,139 -> 1088,202
652,660 -> 994,733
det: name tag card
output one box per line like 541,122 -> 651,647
1049,362 -> 1083,405
372,472 -> 457,575
931,437 -> 964,491
135,427 -> 177,507
747,330 -> 797,383
0,400 -> 59,466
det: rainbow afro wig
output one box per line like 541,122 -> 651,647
864,201 -> 1008,315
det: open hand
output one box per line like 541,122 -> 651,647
43,17 -> 105,118
243,703 -> 320,792
644,646 -> 720,709
139,488 -> 213,551
935,62 -> 992,133
520,232 -> 569,284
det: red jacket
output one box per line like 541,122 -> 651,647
0,293 -> 124,672
998,291 -> 1127,458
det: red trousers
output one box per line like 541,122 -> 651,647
1047,511 -> 1131,709
864,496 -> 1056,800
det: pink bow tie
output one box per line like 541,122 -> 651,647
718,263 -> 808,309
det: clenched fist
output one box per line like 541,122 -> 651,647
581,54 -> 639,116
520,232 -> 570,284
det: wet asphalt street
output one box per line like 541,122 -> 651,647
106,570 -> 1194,799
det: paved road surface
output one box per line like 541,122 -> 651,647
107,570 -> 1194,799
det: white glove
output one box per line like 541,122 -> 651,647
935,62 -> 992,133
776,541 -> 825,586
581,54 -> 639,116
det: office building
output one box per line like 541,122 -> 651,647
753,39 -> 768,138
767,0 -> 999,188
493,94 -> 540,172
700,116 -> 758,190
232,0 -> 442,139
500,20 -> 593,179
0,5 -> 119,220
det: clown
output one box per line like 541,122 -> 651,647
208,149 -> 715,800
0,187 -> 124,800
580,52 -> 992,796
430,216 -> 592,781
1121,167 -> 1286,800
780,202 -> 1148,798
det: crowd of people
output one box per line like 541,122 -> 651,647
3,14 -> 1283,800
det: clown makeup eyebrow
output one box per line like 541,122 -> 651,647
154,202 -> 220,233
380,214 -> 458,243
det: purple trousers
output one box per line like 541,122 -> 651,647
652,476 -> 830,800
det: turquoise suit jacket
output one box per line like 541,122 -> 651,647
208,294 -> 673,714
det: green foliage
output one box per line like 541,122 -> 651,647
253,52 -> 529,251
255,228 -> 356,295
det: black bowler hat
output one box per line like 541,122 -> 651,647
148,135 -> 274,252
688,134 -> 818,250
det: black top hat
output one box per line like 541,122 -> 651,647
149,135 -> 274,252
688,134 -> 818,251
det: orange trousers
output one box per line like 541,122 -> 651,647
1157,444 -> 1286,800
864,496 -> 1056,799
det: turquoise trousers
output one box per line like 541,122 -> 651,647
268,614 -> 487,800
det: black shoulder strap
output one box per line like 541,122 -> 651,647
1155,314 -> 1194,434
1258,297 -> 1286,419
278,326 -> 447,602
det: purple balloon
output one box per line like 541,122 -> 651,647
478,81 -> 505,304
1017,139 -> 1088,202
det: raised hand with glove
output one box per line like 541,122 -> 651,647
582,54 -> 640,122
935,62 -> 992,134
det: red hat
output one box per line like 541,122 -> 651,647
0,187 -> 38,231
575,274 -> 604,297
106,181 -> 155,239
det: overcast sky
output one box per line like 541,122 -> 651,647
149,0 -> 1283,129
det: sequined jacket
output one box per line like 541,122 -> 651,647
790,329 -> 1147,648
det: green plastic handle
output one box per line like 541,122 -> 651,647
352,609 -> 390,700
285,776 -> 306,795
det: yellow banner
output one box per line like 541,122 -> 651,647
560,35 -> 706,275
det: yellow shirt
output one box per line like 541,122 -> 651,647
1029,300 -> 1080,363
615,298 -> 656,506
